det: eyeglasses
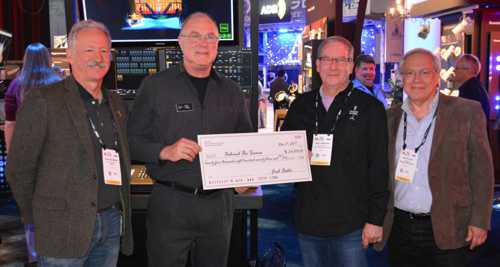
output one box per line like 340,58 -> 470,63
400,69 -> 436,80
179,32 -> 219,44
318,56 -> 353,65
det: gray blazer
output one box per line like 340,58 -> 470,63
6,76 -> 133,257
376,94 -> 494,250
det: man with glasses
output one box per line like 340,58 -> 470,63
281,36 -> 389,267
374,48 -> 494,267
451,54 -> 490,120
128,12 -> 253,267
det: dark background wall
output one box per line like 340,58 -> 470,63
0,0 -> 51,60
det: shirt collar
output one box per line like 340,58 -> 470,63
319,82 -> 353,98
75,78 -> 108,104
401,90 -> 439,118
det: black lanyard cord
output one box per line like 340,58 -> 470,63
314,85 -> 354,134
88,117 -> 119,149
402,109 -> 438,153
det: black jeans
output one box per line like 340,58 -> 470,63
146,184 -> 234,267
388,208 -> 468,267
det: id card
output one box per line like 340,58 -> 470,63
102,148 -> 122,186
310,134 -> 333,166
395,149 -> 418,184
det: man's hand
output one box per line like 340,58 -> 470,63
234,187 -> 257,194
159,138 -> 201,162
466,225 -> 487,250
362,223 -> 383,249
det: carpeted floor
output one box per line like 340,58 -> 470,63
257,184 -> 500,267
1,188 -> 500,267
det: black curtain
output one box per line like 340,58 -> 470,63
0,0 -> 51,60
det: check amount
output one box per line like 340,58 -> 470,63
198,131 -> 312,190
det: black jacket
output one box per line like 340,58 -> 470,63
128,65 -> 253,188
458,77 -> 490,120
282,84 -> 389,237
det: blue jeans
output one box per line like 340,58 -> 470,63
38,207 -> 121,267
298,229 -> 368,267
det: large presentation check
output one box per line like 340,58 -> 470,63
198,131 -> 312,190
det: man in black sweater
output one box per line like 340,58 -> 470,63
281,36 -> 389,267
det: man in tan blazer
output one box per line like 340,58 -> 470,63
7,20 -> 133,266
375,48 -> 494,267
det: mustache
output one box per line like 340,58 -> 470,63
87,60 -> 107,68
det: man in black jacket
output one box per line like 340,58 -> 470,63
452,54 -> 490,120
269,70 -> 289,110
128,12 -> 253,267
281,36 -> 389,267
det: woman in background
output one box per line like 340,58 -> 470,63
3,42 -> 61,264
4,42 -> 61,151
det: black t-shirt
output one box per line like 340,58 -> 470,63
188,74 -> 209,105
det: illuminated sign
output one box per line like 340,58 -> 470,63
259,0 -> 291,24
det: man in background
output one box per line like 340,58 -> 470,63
352,54 -> 388,108
452,54 -> 490,120
269,69 -> 289,109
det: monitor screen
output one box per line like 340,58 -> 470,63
81,0 -> 237,45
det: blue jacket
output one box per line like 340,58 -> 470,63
352,79 -> 388,109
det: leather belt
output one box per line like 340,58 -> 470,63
156,180 -> 221,196
395,208 -> 431,220
98,203 -> 120,213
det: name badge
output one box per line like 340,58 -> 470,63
102,148 -> 122,186
311,134 -> 333,166
176,103 -> 193,112
395,149 -> 418,184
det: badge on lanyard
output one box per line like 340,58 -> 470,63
395,149 -> 418,183
311,134 -> 334,166
102,148 -> 122,185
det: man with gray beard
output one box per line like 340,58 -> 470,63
7,19 -> 133,266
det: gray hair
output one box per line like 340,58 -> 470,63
317,36 -> 354,59
457,54 -> 481,75
400,48 -> 441,73
68,20 -> 111,49
179,12 -> 218,36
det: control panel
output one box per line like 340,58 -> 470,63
115,48 -> 158,92
113,46 -> 253,98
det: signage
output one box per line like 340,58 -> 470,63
259,0 -> 291,24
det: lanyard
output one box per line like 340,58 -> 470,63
314,85 -> 354,134
88,116 -> 119,149
402,109 -> 437,153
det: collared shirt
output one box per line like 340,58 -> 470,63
394,92 -> 439,213
319,86 -> 335,111
77,82 -> 121,210
352,79 -> 388,109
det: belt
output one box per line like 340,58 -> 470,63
394,208 -> 431,220
156,180 -> 221,196
98,203 -> 120,213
